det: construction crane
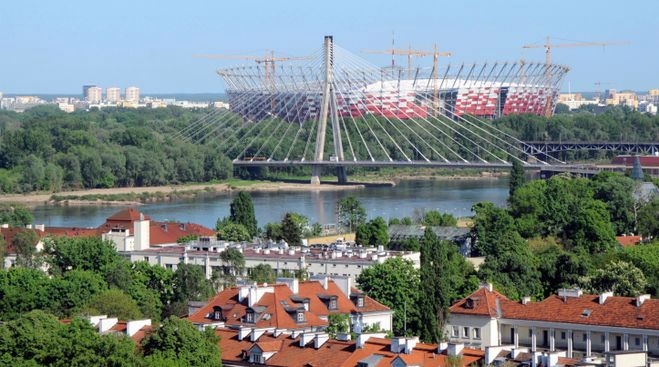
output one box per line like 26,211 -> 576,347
362,45 -> 452,79
522,36 -> 628,116
194,50 -> 312,112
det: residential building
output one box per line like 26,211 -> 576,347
605,90 -> 639,109
125,238 -> 420,280
125,86 -> 140,102
58,102 -> 75,113
217,327 -> 485,367
65,315 -> 152,345
187,276 -> 393,333
83,85 -> 102,103
106,87 -> 121,103
649,90 -> 659,97
446,285 -> 659,359
0,225 -> 46,268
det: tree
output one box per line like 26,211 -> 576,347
586,260 -> 647,297
219,248 -> 245,280
142,317 -> 221,367
264,222 -> 283,241
327,313 -> 350,336
422,211 -> 457,227
281,212 -> 303,246
229,192 -> 257,237
0,203 -> 33,226
620,242 -> 659,297
638,198 -> 659,239
355,217 -> 389,247
357,257 -> 419,336
168,264 -> 215,317
249,264 -> 276,284
471,202 -> 517,256
590,172 -> 636,234
216,222 -> 251,242
336,196 -> 367,232
509,159 -> 526,197
45,236 -> 121,275
12,230 -> 41,269
563,199 -> 616,254
84,288 -> 142,320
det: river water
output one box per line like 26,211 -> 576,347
31,179 -> 509,229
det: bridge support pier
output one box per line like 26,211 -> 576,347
311,166 -> 322,185
336,166 -> 348,184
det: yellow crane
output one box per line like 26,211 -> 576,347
522,37 -> 628,116
362,45 -> 452,79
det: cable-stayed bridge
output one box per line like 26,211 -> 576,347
176,36 -> 575,184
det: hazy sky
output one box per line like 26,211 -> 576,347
2,0 -> 657,94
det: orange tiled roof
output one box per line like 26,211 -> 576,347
188,280 -> 390,329
0,227 -> 43,254
107,208 -> 150,222
615,235 -> 641,248
451,288 -> 659,331
216,328 -> 485,367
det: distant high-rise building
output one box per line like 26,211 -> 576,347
106,87 -> 121,103
83,85 -> 102,103
0,91 -> 3,100
125,86 -> 140,102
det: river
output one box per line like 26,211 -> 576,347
31,179 -> 509,229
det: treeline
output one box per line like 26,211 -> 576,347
0,106 -> 232,193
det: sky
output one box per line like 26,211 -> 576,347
1,0 -> 658,94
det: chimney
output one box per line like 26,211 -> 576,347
481,283 -> 493,292
251,328 -> 266,341
332,276 -> 352,296
87,315 -> 108,327
636,294 -> 651,307
404,337 -> 419,354
599,291 -> 613,304
126,319 -> 151,337
547,352 -> 560,367
557,288 -> 582,299
238,285 -> 250,302
133,215 -> 150,250
521,296 -> 531,305
238,327 -> 251,340
438,341 -> 449,353
276,277 -> 299,294
336,332 -> 351,341
299,332 -> 315,347
357,334 -> 370,349
99,318 -> 118,333
448,342 -> 464,356
391,337 -> 405,353
531,351 -> 542,367
248,286 -> 258,307
314,333 -> 329,349
34,224 -> 45,232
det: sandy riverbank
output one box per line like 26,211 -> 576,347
0,181 -> 371,207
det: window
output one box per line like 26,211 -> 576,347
601,335 -> 606,343
214,311 -> 221,320
463,327 -> 469,338
635,337 -> 640,346
357,297 -> 364,308
246,312 -> 254,323
561,332 -> 566,340
250,352 -> 263,364
166,264 -> 173,270
345,264 -> 349,268
143,256 -> 149,261
329,299 -> 338,310
529,330 -> 533,338
296,311 -> 305,323
452,326 -> 459,338
582,334 -> 587,342
473,328 -> 481,339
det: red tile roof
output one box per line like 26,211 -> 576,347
188,280 -> 390,330
615,235 -> 641,248
0,227 -> 43,254
107,208 -> 150,222
216,328 -> 485,367
451,287 -> 659,331
148,222 -> 215,245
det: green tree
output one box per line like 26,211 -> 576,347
219,248 -> 245,281
357,257 -> 419,336
142,317 -> 221,367
46,236 -> 121,275
0,203 -> 33,226
216,222 -> 251,242
327,313 -> 350,337
509,159 -> 526,197
12,230 -> 41,269
355,217 -> 389,247
471,202 -> 517,256
563,199 -> 616,254
586,260 -> 647,297
168,264 -> 215,317
638,198 -> 659,239
422,211 -> 458,227
590,172 -> 635,234
249,264 -> 276,284
84,288 -> 142,320
264,222 -> 283,241
281,212 -> 303,246
620,242 -> 659,296
229,192 -> 257,237
336,196 -> 367,232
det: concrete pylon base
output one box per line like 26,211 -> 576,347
310,166 -> 322,185
336,167 -> 348,184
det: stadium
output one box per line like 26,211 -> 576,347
217,44 -> 570,123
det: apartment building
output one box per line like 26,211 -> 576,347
187,276 -> 393,333
446,285 -> 659,359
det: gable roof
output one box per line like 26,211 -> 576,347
615,235 -> 641,248
451,287 -> 659,331
449,287 -> 507,318
106,208 -> 150,222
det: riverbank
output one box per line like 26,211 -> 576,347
0,180 -> 369,207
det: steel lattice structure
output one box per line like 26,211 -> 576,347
176,36 -> 572,184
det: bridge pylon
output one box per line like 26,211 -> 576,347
311,35 -> 347,185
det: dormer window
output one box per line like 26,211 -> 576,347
329,298 -> 338,310
246,311 -> 255,323
357,297 -> 364,308
296,311 -> 305,323
212,306 -> 223,321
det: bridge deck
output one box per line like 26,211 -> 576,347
233,160 -> 594,171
